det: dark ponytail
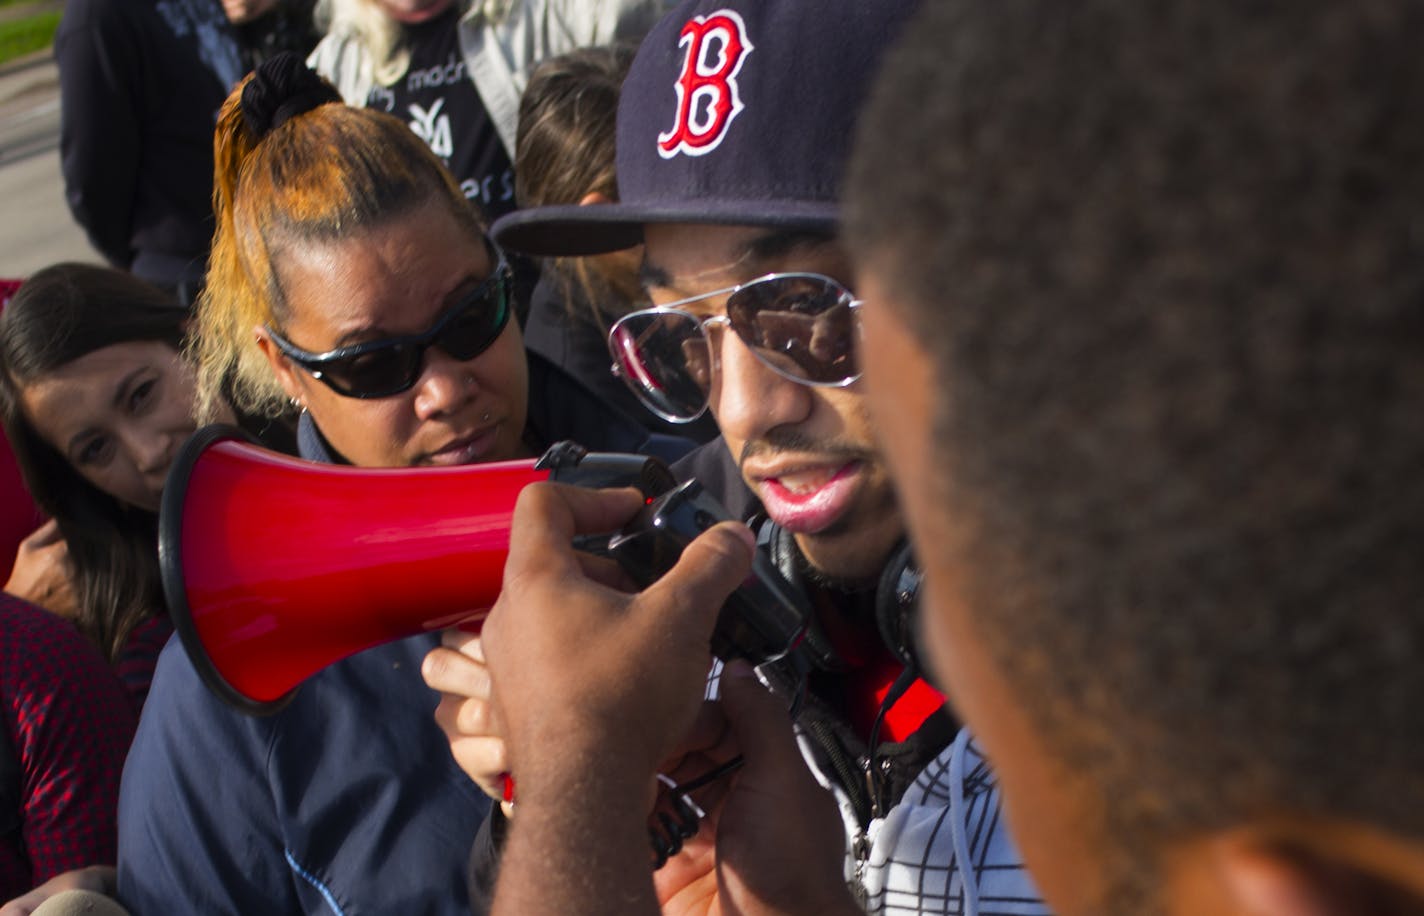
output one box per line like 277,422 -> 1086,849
240,50 -> 341,140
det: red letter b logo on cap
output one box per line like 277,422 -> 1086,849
657,10 -> 754,159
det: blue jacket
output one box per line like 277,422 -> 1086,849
117,353 -> 695,915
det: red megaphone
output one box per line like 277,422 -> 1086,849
159,425 -> 673,715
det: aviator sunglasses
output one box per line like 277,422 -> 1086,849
608,272 -> 861,423
266,249 -> 512,399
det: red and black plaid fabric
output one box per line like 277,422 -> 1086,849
0,279 -> 44,576
0,594 -> 136,901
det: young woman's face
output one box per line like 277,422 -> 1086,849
259,204 -> 531,469
19,340 -> 200,513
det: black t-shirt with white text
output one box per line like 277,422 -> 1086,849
367,8 -> 516,220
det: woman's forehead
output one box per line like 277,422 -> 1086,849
274,212 -> 490,344
20,341 -> 175,438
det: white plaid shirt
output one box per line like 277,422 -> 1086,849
819,728 -> 1052,916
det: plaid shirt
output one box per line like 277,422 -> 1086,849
861,732 -> 1051,916
0,595 -> 136,900
715,653 -> 1050,915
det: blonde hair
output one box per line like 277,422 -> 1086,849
320,0 -> 473,88
193,64 -> 482,422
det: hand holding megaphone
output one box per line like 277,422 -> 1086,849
475,481 -> 759,816
160,426 -> 810,715
425,630 -> 512,813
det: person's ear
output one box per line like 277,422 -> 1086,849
1217,844 -> 1339,916
577,191 -> 615,207
253,325 -> 306,405
1214,833 -> 1424,916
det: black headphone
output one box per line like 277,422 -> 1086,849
758,521 -> 923,673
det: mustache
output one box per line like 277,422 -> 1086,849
738,430 -> 878,468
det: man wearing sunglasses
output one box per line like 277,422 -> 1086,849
432,2 -> 1048,914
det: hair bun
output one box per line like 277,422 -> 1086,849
242,51 -> 342,140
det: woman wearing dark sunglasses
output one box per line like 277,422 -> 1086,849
116,54 -> 694,916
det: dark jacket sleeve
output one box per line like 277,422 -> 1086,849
119,635 -> 491,916
465,805 -> 508,916
116,642 -> 300,915
54,0 -> 143,268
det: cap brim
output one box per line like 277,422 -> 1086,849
491,199 -> 841,258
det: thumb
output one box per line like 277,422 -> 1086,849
719,660 -> 803,777
643,521 -> 755,643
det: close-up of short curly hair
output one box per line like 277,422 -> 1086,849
848,0 -> 1424,908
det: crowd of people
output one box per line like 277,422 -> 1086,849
3,0 -> 1422,915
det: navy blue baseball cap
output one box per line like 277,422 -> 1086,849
491,0 -> 921,257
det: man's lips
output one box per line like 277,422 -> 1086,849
424,426 -> 499,466
751,460 -> 863,534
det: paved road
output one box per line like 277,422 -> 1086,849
0,52 -> 101,279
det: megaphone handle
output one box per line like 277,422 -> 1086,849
646,673 -> 802,870
570,532 -> 617,558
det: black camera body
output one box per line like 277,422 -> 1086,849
538,442 -> 810,665
606,479 -> 811,665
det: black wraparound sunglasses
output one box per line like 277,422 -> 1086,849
266,251 -> 512,399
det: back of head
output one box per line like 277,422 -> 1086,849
514,44 -> 639,308
0,264 -> 184,659
514,44 -> 635,211
848,0 -> 1424,906
198,51 -> 482,422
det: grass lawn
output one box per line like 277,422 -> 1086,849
0,9 -> 60,67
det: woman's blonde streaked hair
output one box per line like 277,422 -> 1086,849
193,69 -> 482,423
315,0 -> 474,89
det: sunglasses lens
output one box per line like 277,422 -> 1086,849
609,310 -> 712,421
319,345 -> 423,397
438,274 -> 510,361
314,270 -> 508,398
726,276 -> 856,384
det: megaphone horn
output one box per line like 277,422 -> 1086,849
158,425 -> 673,715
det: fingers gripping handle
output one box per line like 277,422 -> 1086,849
606,479 -> 811,665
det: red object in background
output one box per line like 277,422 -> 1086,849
0,278 -> 43,576
160,426 -> 550,715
